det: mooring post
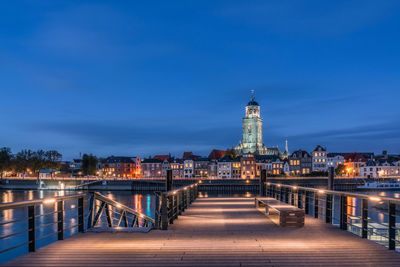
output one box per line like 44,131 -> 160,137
326,194 -> 332,224
154,192 -> 160,229
314,192 -> 318,219
259,170 -> 266,197
166,170 -> 172,192
328,167 -> 335,190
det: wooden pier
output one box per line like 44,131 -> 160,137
3,197 -> 400,266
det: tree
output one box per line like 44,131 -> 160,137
0,147 -> 13,178
45,150 -> 62,178
335,164 -> 345,176
14,150 -> 33,176
226,148 -> 238,159
82,154 -> 98,176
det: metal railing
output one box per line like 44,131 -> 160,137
266,182 -> 400,251
154,183 -> 199,230
87,192 -> 154,230
0,194 -> 85,254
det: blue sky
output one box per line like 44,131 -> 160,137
1,0 -> 400,160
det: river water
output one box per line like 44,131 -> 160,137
0,189 -> 399,263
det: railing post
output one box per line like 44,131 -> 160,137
177,191 -> 182,215
155,193 -> 160,229
87,193 -> 95,229
326,194 -> 332,224
314,192 -> 319,218
297,190 -> 301,209
78,197 -> 84,233
340,195 -> 347,230
259,170 -> 266,197
57,200 -> 64,240
291,189 -> 295,205
28,205 -> 35,252
389,202 -> 396,250
361,198 -> 368,239
166,170 -> 172,191
305,191 -> 309,215
161,193 -> 168,230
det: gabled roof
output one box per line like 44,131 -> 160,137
142,158 -> 163,164
194,157 -> 210,162
153,155 -> 170,161
290,150 -> 311,158
104,156 -> 137,163
313,145 -> 326,152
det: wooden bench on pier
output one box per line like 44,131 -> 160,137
255,197 -> 305,227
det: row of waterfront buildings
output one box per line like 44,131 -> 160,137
87,147 -> 400,179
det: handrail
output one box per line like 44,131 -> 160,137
266,182 -> 400,204
155,183 -> 199,230
265,182 -> 400,251
0,194 -> 84,210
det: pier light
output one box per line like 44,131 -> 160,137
369,196 -> 381,202
292,186 -> 298,190
266,182 -> 270,185
277,184 -> 281,187
246,180 -> 250,184
116,204 -> 122,208
43,198 -> 55,204
318,190 -> 325,194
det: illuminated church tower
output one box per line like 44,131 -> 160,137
236,90 -> 269,155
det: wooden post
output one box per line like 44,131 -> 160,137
361,198 -> 368,238
166,170 -> 172,192
259,170 -> 266,197
388,202 -> 396,250
28,205 -> 35,252
328,167 -> 335,190
57,200 -> 64,240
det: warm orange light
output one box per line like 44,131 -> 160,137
369,196 -> 381,202
318,190 -> 325,194
277,184 -> 281,187
292,186 -> 298,190
43,198 -> 55,204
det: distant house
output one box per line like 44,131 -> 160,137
327,153 -> 344,169
194,158 -> 210,178
101,156 -> 141,178
312,145 -> 328,172
218,156 -> 233,179
360,160 -> 400,178
240,155 -> 256,179
141,158 -> 163,178
183,160 -> 194,178
289,150 -> 312,176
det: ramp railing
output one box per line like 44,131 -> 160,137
87,192 -> 154,231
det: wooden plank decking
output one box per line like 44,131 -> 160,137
3,197 -> 400,266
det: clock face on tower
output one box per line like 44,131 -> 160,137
247,125 -> 252,133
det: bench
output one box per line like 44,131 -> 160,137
255,197 -> 304,227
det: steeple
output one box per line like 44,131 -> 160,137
251,89 -> 255,101
285,139 -> 289,153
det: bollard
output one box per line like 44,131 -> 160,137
259,170 -> 267,197
166,170 -> 172,191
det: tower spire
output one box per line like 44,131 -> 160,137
285,138 -> 289,153
251,89 -> 255,101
